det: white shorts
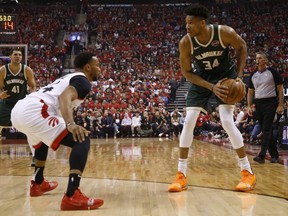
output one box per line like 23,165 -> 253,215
11,97 -> 68,151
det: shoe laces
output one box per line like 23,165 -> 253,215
76,188 -> 89,199
176,173 -> 184,179
76,189 -> 95,205
174,172 -> 185,183
241,170 -> 252,182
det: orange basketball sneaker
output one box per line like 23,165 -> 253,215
168,171 -> 188,192
61,188 -> 104,210
235,170 -> 256,192
30,179 -> 58,196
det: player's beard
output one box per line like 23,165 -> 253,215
13,59 -> 21,64
92,75 -> 98,81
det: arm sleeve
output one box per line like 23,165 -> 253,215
69,75 -> 92,99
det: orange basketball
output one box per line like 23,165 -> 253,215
219,79 -> 246,104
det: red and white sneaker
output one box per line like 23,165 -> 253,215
30,179 -> 58,197
61,188 -> 104,210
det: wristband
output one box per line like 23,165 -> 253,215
66,122 -> 76,127
211,84 -> 215,92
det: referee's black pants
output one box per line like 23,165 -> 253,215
255,97 -> 279,159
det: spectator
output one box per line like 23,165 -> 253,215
101,110 -> 114,138
113,112 -> 122,137
92,110 -> 104,138
140,110 -> 153,137
171,111 -> 181,137
121,112 -> 132,137
131,111 -> 143,137
179,109 -> 186,133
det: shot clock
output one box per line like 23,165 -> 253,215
0,14 -> 17,42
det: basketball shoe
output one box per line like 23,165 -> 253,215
168,171 -> 187,192
30,179 -> 58,196
235,170 -> 256,192
61,188 -> 104,210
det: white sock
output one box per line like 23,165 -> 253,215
178,158 -> 187,176
239,156 -> 253,174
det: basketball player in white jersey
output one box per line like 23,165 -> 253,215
11,52 -> 104,211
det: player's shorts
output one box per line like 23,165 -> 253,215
0,100 -> 15,126
11,96 -> 68,151
186,66 -> 237,112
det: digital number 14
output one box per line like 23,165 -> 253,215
4,21 -> 14,30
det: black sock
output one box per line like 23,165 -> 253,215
34,166 -> 44,184
66,173 -> 81,197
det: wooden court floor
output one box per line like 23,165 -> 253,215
0,137 -> 287,216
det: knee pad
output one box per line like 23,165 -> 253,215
179,108 -> 201,148
219,105 -> 244,149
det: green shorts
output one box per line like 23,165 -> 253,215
0,100 -> 15,126
186,67 -> 237,110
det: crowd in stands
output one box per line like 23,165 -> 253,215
0,1 -> 287,141
83,1 -> 287,112
1,3 -> 77,86
74,0 -> 287,141
73,106 -> 186,139
72,97 -> 288,150
2,1 -> 285,87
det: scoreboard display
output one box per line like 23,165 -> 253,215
0,15 -> 17,42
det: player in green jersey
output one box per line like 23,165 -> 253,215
0,47 -> 36,165
168,3 -> 256,193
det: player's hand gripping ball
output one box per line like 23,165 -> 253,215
220,78 -> 246,104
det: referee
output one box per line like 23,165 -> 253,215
247,52 -> 284,163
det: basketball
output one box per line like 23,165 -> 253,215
219,79 -> 246,104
